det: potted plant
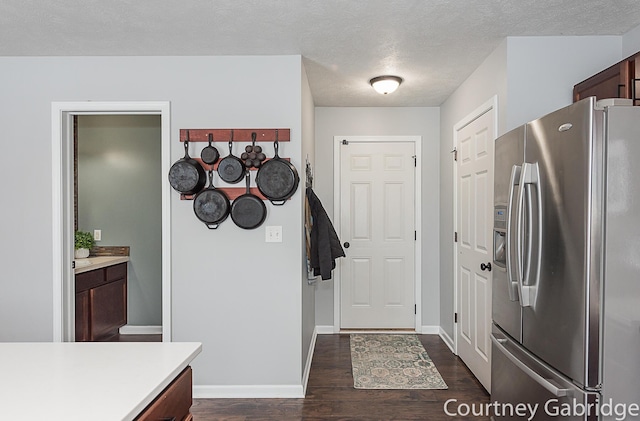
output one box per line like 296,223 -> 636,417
75,231 -> 95,259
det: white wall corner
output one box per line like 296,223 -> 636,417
193,385 -> 305,399
315,325 -> 335,334
420,326 -> 440,335
439,327 -> 456,354
302,327 -> 319,395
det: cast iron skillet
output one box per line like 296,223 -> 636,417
256,130 -> 299,205
200,132 -> 220,166
168,131 -> 206,195
193,170 -> 230,229
217,131 -> 244,184
231,171 -> 267,229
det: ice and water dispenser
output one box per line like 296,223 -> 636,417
493,205 -> 507,268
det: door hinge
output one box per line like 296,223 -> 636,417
342,139 -> 348,145
454,312 -> 458,323
451,148 -> 458,161
415,304 -> 417,315
414,230 -> 417,241
412,155 -> 417,167
454,232 -> 458,242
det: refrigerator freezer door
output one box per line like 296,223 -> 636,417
522,98 -> 599,388
491,325 -> 599,420
602,105 -> 640,416
493,125 -> 524,341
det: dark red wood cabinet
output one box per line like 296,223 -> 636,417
75,262 -> 127,341
135,367 -> 193,421
574,51 -> 640,104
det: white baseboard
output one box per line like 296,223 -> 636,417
320,325 -> 440,334
439,327 -> 456,354
340,330 -> 417,334
302,327 -> 318,395
315,325 -> 335,334
420,325 -> 440,334
119,325 -> 162,335
193,385 -> 305,399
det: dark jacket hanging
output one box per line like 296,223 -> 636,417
306,187 -> 345,280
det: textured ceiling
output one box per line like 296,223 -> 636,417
2,1 -> 640,106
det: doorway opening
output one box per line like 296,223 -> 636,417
52,102 -> 172,342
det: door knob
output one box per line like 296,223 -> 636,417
480,262 -> 492,272
343,242 -> 350,248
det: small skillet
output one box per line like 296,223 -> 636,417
217,130 -> 244,184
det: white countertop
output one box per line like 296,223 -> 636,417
0,342 -> 202,421
74,256 -> 130,274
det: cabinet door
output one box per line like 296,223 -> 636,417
90,278 -> 127,340
75,290 -> 90,342
136,367 -> 192,421
573,61 -> 628,102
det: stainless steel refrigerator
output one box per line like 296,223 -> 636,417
491,97 -> 640,420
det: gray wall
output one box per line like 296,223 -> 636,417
0,55 -> 305,390
506,36 -> 623,130
314,107 -> 440,328
439,35 -> 624,340
623,24 -> 640,57
77,114 -> 162,326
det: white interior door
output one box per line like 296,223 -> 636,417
339,140 -> 416,329
455,105 -> 495,391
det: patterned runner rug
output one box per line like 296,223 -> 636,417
350,334 -> 448,389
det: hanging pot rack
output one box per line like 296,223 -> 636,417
177,128 -> 291,201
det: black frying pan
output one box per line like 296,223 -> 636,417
217,131 -> 244,184
256,130 -> 299,205
200,133 -> 219,166
193,170 -> 230,229
231,172 -> 267,229
168,132 -> 206,195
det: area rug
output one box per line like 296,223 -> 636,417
350,334 -> 448,389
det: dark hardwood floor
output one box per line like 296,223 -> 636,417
101,333 -> 162,342
191,334 -> 490,420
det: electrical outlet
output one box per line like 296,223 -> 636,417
265,226 -> 282,243
93,229 -> 102,241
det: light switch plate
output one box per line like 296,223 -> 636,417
93,229 -> 102,241
265,226 -> 282,242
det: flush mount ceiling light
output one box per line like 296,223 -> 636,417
370,75 -> 403,95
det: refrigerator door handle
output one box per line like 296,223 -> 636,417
516,163 -> 540,307
491,335 -> 569,397
506,165 -> 521,302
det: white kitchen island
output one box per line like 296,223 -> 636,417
0,341 -> 202,420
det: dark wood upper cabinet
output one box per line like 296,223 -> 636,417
574,52 -> 640,105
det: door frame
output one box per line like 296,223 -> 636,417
51,101 -> 172,342
452,96 -> 498,354
332,135 -> 422,333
